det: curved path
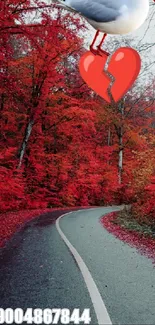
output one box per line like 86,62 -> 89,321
0,207 -> 155,325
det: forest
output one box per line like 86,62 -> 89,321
0,0 -> 155,234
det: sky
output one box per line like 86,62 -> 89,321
25,0 -> 155,91
81,1 -> 155,84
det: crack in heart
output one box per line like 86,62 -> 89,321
101,53 -> 115,103
104,65 -> 116,104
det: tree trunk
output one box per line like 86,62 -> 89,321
108,126 -> 111,146
0,93 -> 5,112
118,100 -> 124,184
17,119 -> 34,169
118,129 -> 123,184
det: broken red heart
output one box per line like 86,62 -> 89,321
79,48 -> 141,103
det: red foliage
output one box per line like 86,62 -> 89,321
0,0 -> 154,233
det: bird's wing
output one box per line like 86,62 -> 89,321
66,0 -> 127,22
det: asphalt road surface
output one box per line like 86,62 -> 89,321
0,207 -> 155,325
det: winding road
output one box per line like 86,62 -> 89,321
0,206 -> 155,325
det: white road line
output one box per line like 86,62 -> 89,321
56,208 -> 112,325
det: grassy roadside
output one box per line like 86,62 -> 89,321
101,209 -> 155,263
113,210 -> 155,239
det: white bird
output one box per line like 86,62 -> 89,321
61,0 -> 150,55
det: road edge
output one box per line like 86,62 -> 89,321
56,208 -> 112,325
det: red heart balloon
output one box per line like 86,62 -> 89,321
79,48 -> 141,103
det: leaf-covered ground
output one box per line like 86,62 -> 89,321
0,206 -> 92,248
101,212 -> 155,264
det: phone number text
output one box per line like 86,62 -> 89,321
0,308 -> 91,324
